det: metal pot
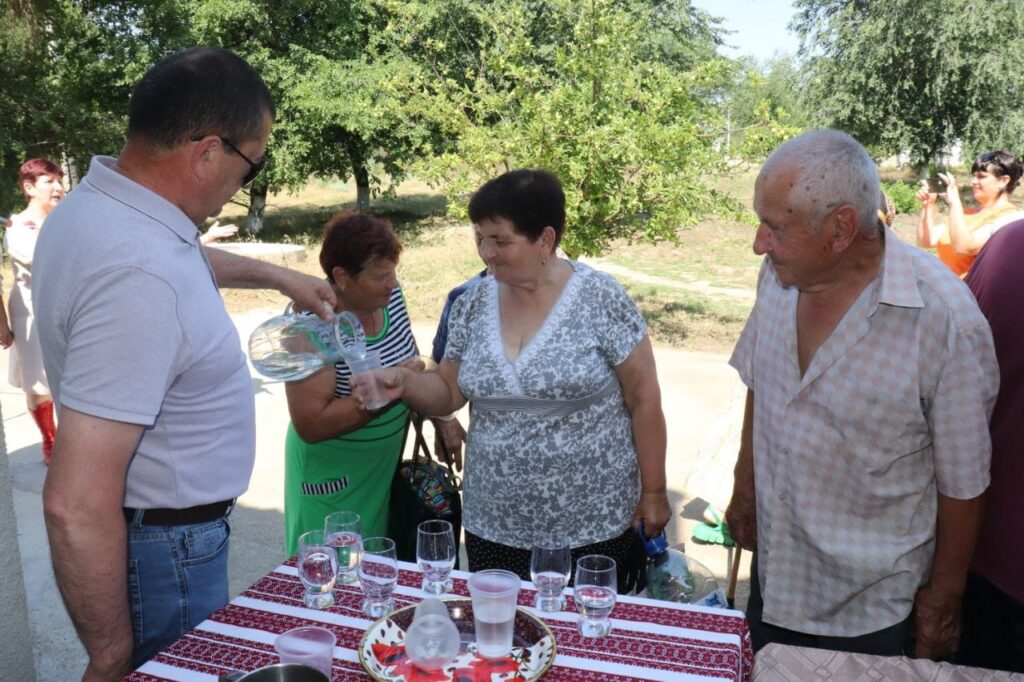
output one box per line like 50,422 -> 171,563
219,663 -> 330,682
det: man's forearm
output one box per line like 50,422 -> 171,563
204,244 -> 287,289
928,493 -> 985,594
43,408 -> 143,677
45,506 -> 134,673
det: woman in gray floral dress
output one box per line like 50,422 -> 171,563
356,169 -> 671,590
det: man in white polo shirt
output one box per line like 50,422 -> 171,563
33,47 -> 335,679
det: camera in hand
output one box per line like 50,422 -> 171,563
926,176 -> 947,193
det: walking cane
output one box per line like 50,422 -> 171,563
727,546 -> 742,608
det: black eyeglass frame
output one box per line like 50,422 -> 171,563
191,135 -> 266,186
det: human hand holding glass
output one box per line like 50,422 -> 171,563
297,530 -> 337,609
530,541 -> 570,611
324,510 -> 362,585
574,555 -> 617,637
359,536 -> 399,617
417,519 -> 456,594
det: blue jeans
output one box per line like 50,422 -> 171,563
126,514 -> 231,666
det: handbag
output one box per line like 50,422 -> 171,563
388,413 -> 463,564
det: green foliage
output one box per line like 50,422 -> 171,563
880,180 -> 918,214
382,0 -> 741,257
793,0 -> 1024,168
723,55 -> 808,160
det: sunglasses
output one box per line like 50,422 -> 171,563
192,135 -> 267,186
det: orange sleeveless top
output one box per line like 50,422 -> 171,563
937,204 -> 1021,277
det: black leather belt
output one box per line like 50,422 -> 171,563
123,499 -> 235,526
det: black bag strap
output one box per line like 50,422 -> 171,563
407,412 -> 461,491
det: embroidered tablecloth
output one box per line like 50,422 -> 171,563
128,560 -> 751,681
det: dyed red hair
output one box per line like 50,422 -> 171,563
319,212 -> 402,280
18,158 -> 64,200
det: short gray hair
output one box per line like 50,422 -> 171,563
761,129 -> 880,236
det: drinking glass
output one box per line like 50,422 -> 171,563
467,569 -> 521,659
573,555 -> 617,637
297,530 -> 338,609
417,519 -> 456,594
274,626 -> 336,676
324,511 -> 362,585
358,536 -> 399,617
530,541 -> 570,611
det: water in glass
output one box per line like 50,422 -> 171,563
298,530 -> 337,609
417,520 -> 456,594
574,554 -> 617,637
359,537 -> 398,617
324,511 -> 362,585
530,542 -> 570,611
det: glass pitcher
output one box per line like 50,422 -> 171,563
248,309 -> 366,382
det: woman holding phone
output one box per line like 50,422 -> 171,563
916,150 -> 1024,276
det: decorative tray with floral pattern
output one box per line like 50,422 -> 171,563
358,599 -> 556,681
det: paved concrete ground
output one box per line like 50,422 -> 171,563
6,310 -> 750,680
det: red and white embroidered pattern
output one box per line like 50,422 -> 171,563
127,560 -> 752,681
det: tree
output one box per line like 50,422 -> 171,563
793,0 -> 1024,170
383,0 -> 743,257
722,55 -> 809,161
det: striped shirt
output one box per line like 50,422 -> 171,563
333,286 -> 417,397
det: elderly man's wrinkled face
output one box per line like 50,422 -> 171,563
752,167 -> 833,290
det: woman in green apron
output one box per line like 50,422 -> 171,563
283,212 -> 418,555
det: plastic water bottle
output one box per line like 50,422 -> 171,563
405,598 -> 460,670
248,309 -> 366,381
637,525 -> 726,607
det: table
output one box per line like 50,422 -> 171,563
752,643 -> 1024,681
128,559 -> 752,681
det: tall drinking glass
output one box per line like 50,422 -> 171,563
467,569 -> 521,659
530,541 -> 570,611
417,519 -> 456,594
359,536 -> 399,617
324,511 -> 362,585
574,555 -> 617,637
297,530 -> 338,609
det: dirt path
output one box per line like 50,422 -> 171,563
580,257 -> 756,303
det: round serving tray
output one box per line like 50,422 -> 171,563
358,598 -> 556,681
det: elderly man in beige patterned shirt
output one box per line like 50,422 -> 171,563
726,129 -> 999,660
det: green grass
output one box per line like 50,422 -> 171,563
623,282 -> 751,351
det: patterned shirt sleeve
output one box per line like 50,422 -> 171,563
443,279 -> 481,363
927,319 -> 999,499
593,271 -> 647,366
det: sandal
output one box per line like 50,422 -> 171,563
691,520 -> 735,547
703,505 -> 726,528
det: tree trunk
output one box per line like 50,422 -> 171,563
246,185 -> 267,235
344,138 -> 371,211
354,164 -> 370,212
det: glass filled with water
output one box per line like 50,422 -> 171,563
417,519 -> 456,594
573,554 -> 617,637
530,540 -> 570,611
358,536 -> 399,618
324,511 -> 362,585
297,529 -> 338,609
467,569 -> 521,659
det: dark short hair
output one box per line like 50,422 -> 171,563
18,158 -> 63,200
468,169 -> 566,245
320,212 -> 402,280
126,47 -> 275,148
971,150 -> 1023,194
